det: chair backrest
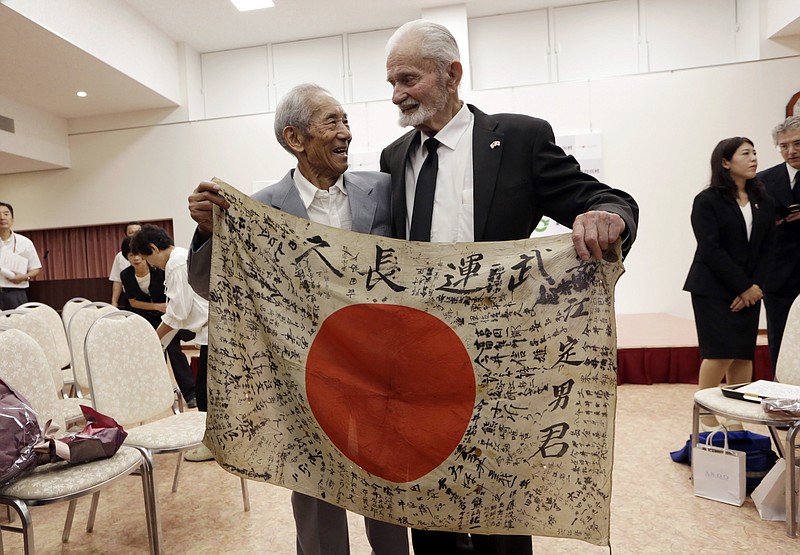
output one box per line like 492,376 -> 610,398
85,311 -> 175,426
776,295 -> 800,385
19,302 -> 71,370
0,327 -> 66,432
68,302 -> 118,391
0,309 -> 65,392
61,297 -> 91,333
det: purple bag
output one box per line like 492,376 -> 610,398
35,405 -> 128,465
0,380 -> 43,485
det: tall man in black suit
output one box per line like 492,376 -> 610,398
380,19 -> 639,555
758,115 -> 800,371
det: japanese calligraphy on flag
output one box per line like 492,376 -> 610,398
204,179 -> 624,545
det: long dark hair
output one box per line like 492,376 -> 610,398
709,137 -> 765,202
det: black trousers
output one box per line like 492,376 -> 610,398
165,329 -> 196,402
764,292 -> 800,373
196,344 -> 208,412
0,288 -> 27,310
411,530 -> 533,555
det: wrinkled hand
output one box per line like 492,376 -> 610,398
188,181 -> 230,238
571,211 -> 626,261
730,284 -> 763,312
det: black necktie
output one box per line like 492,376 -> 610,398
409,138 -> 440,241
793,173 -> 800,204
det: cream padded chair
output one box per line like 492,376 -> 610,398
693,295 -> 800,538
18,302 -> 75,397
0,327 -> 160,555
67,302 -> 117,398
84,311 -> 249,510
61,297 -> 90,333
0,310 -> 89,427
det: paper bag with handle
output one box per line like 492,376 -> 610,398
692,430 -> 746,506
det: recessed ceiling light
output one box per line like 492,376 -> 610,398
76,91 -> 88,98
230,0 -> 274,11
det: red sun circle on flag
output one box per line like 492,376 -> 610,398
305,304 -> 476,483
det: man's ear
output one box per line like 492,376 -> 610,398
446,61 -> 463,92
283,126 -> 305,154
148,244 -> 159,255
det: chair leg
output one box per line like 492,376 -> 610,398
786,423 -> 800,538
62,499 -> 77,543
172,453 -> 183,493
240,478 -> 250,512
768,425 -> 785,459
0,498 -> 34,554
86,492 -> 100,533
137,449 -> 162,555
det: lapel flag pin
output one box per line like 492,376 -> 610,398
490,141 -> 500,149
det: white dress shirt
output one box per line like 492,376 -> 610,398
404,103 -> 474,242
293,169 -> 352,231
162,246 -> 209,345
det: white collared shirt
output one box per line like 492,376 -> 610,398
161,247 -> 209,345
787,163 -> 799,189
0,232 -> 41,289
405,103 -> 475,242
293,168 -> 352,231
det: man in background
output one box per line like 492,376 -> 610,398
759,115 -> 800,371
109,221 -> 141,307
380,19 -> 639,555
187,84 -> 409,555
0,202 -> 41,310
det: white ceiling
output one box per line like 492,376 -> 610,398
123,0 -> 579,53
0,0 -> 580,120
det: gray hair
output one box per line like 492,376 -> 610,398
771,115 -> 800,144
386,19 -> 460,74
274,83 -> 332,153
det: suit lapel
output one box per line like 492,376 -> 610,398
747,199 -> 769,264
391,132 -> 418,238
344,173 -> 377,233
469,105 -> 504,241
270,171 -> 310,219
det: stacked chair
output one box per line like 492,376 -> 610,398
0,327 -> 160,554
0,310 -> 89,428
83,311 -> 250,510
18,302 -> 75,398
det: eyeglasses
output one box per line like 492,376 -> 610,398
777,140 -> 800,152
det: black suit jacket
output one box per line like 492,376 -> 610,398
379,104 -> 638,253
683,187 -> 775,300
120,265 -> 167,328
758,163 -> 800,293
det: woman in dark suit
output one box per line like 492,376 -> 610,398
684,137 -> 775,430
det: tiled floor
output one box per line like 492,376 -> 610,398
1,383 -> 797,554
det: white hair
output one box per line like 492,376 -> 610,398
386,19 -> 460,73
273,83 -> 332,154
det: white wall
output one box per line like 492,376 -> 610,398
2,55 -> 797,320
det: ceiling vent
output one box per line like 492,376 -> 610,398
0,115 -> 14,134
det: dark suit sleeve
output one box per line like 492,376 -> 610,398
187,229 -> 212,301
691,193 -> 753,296
525,120 -> 638,253
752,199 -> 776,289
